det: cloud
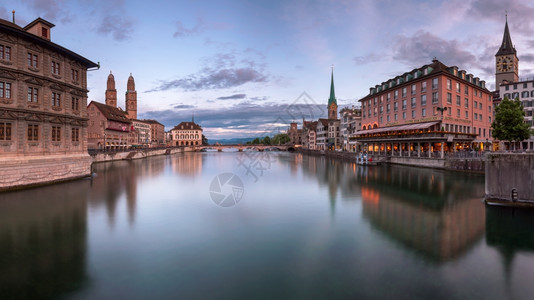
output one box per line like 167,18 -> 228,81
147,51 -> 269,92
18,0 -> 73,23
97,15 -> 134,41
353,53 -> 383,65
468,0 -> 534,34
140,101 -> 326,139
173,18 -> 205,38
217,94 -> 246,100
174,104 -> 195,109
392,30 -> 477,68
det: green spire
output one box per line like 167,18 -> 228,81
328,67 -> 337,106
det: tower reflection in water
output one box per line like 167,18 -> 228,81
0,180 -> 90,299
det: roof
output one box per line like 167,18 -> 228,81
355,121 -> 440,136
0,17 -> 98,68
328,69 -> 337,106
22,17 -> 55,31
142,119 -> 164,126
171,121 -> 202,131
496,20 -> 516,56
318,118 -> 329,127
90,101 -> 131,123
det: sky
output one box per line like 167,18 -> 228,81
3,0 -> 534,139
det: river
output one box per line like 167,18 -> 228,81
1,151 -> 533,299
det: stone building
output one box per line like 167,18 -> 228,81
0,16 -> 98,190
355,59 -> 493,157
170,121 -> 203,146
131,119 -> 151,147
87,101 -> 131,149
494,19 -> 534,151
142,119 -> 165,146
340,107 -> 362,152
302,120 -> 317,150
287,122 -> 302,145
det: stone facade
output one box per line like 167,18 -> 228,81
87,101 -> 132,149
0,16 -> 98,190
142,119 -> 165,146
169,121 -> 203,146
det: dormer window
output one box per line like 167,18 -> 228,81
42,27 -> 48,38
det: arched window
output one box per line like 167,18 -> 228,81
531,90 -> 534,97
373,124 -> 378,128
504,93 -> 511,99
195,134 -> 199,139
180,134 -> 184,139
512,92 -> 519,99
185,134 -> 189,139
362,125 -> 367,130
521,91 -> 529,98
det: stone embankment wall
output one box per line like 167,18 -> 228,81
90,147 -> 189,163
485,153 -> 534,206
0,154 -> 92,191
297,149 -> 485,173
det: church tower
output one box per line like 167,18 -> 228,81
495,17 -> 519,88
328,68 -> 338,120
125,73 -> 137,119
105,71 -> 117,107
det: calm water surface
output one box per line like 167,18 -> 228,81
1,152 -> 534,299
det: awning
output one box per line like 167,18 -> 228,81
355,121 -> 440,136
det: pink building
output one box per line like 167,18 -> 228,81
353,59 -> 493,157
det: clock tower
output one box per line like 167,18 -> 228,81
495,17 -> 519,88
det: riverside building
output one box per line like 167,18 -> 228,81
170,121 -> 203,146
353,59 -> 493,158
0,15 -> 98,190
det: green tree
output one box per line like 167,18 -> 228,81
491,96 -> 533,150
272,133 -> 290,145
202,134 -> 209,146
252,137 -> 261,145
262,136 -> 271,145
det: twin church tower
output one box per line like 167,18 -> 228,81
105,72 -> 137,120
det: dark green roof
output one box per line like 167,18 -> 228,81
328,70 -> 337,106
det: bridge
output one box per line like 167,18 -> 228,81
195,144 -> 294,152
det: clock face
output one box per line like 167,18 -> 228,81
497,56 -> 513,72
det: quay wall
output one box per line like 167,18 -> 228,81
485,153 -> 534,206
90,147 -> 190,163
297,149 -> 485,173
0,154 -> 92,191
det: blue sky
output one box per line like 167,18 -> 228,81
3,0 -> 534,139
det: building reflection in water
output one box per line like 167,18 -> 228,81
359,165 -> 486,263
169,152 -> 203,177
486,206 -> 534,293
0,180 -> 90,299
89,156 -> 165,227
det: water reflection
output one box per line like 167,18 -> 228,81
0,180 -> 90,299
359,166 -> 486,262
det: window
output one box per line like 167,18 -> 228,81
465,85 -> 469,95
72,69 -> 79,82
387,93 -> 390,101
52,92 -> 61,107
71,97 -> 79,111
52,126 -> 61,142
411,84 -> 416,95
448,107 -> 452,115
42,27 -> 48,38
0,45 -> 11,61
0,122 -> 11,140
27,53 -> 38,68
479,102 -> 482,109
402,87 -> 407,98
522,91 -> 529,98
447,79 -> 451,90
432,92 -> 438,104
412,110 -> 416,118
488,105 -> 492,112
447,93 -> 452,104
421,95 -> 427,106
465,98 -> 469,108
457,109 -> 460,117
422,108 -> 426,117
387,115 -> 390,122
403,112 -> 406,120
456,82 -> 460,92
387,103 -> 390,113
505,85 -> 509,91
51,61 -> 60,75
394,102 -> 398,111
402,99 -> 407,110
394,90 -> 398,99
432,78 -> 438,89
421,82 -> 427,92
27,87 -> 38,103
380,106 -> 383,114
465,111 -> 468,118
395,114 -> 398,121
0,82 -> 11,99
28,124 -> 39,141
474,113 -> 478,120
479,113 -> 483,121
72,128 -> 80,142
411,97 -> 416,108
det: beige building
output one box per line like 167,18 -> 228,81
142,119 -> 165,146
87,101 -> 131,150
131,119 -> 151,147
170,121 -> 203,146
0,16 -> 98,190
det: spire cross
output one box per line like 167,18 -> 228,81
505,10 -> 508,21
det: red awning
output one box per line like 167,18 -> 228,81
355,121 -> 440,136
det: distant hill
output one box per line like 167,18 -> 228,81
209,137 -> 255,145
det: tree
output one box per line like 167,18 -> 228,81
272,133 -> 290,145
491,96 -> 533,150
262,136 -> 271,145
